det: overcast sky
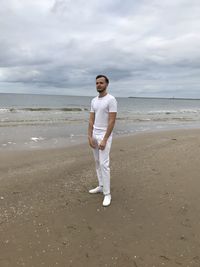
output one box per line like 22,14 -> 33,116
0,0 -> 200,97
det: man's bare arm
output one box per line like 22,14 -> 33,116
88,112 -> 96,148
99,112 -> 117,150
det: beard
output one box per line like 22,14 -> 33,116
97,87 -> 106,93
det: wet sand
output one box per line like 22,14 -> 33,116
1,129 -> 200,267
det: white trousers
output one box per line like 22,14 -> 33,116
92,131 -> 112,195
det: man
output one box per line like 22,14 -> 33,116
88,75 -> 117,207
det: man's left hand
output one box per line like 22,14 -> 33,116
99,139 -> 107,150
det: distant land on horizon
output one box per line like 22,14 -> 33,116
0,92 -> 200,100
128,96 -> 200,101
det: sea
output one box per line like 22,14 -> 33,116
1,93 -> 200,151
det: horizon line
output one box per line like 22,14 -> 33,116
0,92 -> 200,100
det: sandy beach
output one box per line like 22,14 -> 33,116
1,129 -> 200,267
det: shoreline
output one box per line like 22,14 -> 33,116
1,124 -> 200,153
1,128 -> 200,266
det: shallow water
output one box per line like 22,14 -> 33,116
1,93 -> 200,150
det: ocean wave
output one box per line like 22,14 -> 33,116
147,109 -> 200,115
0,107 -> 88,113
116,117 -> 197,122
0,108 -> 10,113
0,117 -> 88,127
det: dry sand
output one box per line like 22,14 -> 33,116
1,129 -> 200,267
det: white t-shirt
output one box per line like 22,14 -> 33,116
90,93 -> 117,132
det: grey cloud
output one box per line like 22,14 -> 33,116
0,0 -> 200,97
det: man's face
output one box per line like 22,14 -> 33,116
96,77 -> 108,93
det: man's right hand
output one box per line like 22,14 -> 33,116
88,136 -> 96,148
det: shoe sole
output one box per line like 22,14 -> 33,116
89,191 -> 103,194
103,203 -> 111,207
103,200 -> 111,207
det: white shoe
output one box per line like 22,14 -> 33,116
89,186 -> 103,194
103,194 -> 111,207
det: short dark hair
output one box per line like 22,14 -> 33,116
96,75 -> 109,84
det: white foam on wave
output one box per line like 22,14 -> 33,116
30,137 -> 45,142
147,108 -> 200,115
0,108 -> 10,113
179,109 -> 200,113
1,141 -> 16,147
148,110 -> 177,115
